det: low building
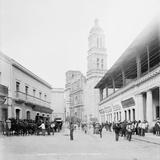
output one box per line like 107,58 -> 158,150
95,18 -> 160,129
0,51 -> 53,122
51,88 -> 65,121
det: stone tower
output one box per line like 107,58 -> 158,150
87,19 -> 107,79
85,19 -> 107,122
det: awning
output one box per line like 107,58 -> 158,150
33,105 -> 53,114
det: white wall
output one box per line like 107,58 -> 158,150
51,88 -> 65,120
12,66 -> 52,103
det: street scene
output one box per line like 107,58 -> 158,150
1,0 -> 160,160
0,126 -> 160,160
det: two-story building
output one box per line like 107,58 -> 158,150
0,51 -> 53,122
95,18 -> 160,129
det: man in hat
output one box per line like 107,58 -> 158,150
126,121 -> 134,141
113,121 -> 121,141
70,122 -> 74,140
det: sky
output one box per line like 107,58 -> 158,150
0,0 -> 160,88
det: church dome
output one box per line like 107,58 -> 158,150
89,19 -> 104,35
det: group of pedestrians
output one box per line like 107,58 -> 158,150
153,118 -> 160,136
113,121 -> 134,141
112,120 -> 149,141
0,118 -> 63,136
90,120 -> 150,142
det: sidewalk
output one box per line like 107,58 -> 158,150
132,133 -> 160,145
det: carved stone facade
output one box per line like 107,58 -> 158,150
64,71 -> 86,121
64,20 -> 107,123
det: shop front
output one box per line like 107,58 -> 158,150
0,84 -> 8,132
121,97 -> 136,121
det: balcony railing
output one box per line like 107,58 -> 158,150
15,91 -> 50,108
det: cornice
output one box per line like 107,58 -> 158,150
99,65 -> 160,105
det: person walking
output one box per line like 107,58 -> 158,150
121,121 -> 127,138
113,122 -> 121,141
70,122 -> 74,140
99,124 -> 103,138
51,122 -> 55,135
39,121 -> 45,136
6,119 -> 11,136
84,124 -> 87,134
126,121 -> 133,141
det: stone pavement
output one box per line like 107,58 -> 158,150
132,133 -> 160,145
0,129 -> 160,160
96,128 -> 160,145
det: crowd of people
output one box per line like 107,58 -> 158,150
0,118 -> 63,136
91,119 -> 160,141
1,117 -> 160,143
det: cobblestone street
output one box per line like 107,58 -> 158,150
0,129 -> 160,160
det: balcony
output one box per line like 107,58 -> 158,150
14,91 -> 51,108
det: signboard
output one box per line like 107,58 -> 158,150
33,105 -> 53,114
113,105 -> 121,111
121,97 -> 135,108
99,109 -> 104,114
104,106 -> 112,113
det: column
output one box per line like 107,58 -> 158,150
136,55 -> 141,78
99,88 -> 103,101
130,109 -> 133,121
146,90 -> 153,125
119,112 -> 121,121
121,69 -> 126,87
7,97 -> 12,118
136,94 -> 144,121
112,78 -> 115,93
146,45 -> 150,73
159,87 -> 160,119
105,86 -> 108,97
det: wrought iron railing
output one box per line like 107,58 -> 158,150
15,91 -> 50,108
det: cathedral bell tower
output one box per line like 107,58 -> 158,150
87,19 -> 107,79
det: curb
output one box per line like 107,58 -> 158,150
132,137 -> 160,145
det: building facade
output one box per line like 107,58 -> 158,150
84,19 -> 107,123
51,88 -> 65,121
65,71 -> 86,122
95,19 -> 160,128
64,19 -> 107,123
0,51 -> 53,123
0,52 -> 10,124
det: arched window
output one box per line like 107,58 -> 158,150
26,111 -> 31,120
125,110 -> 127,120
128,110 -> 131,120
116,112 -> 118,121
132,109 -> 135,121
